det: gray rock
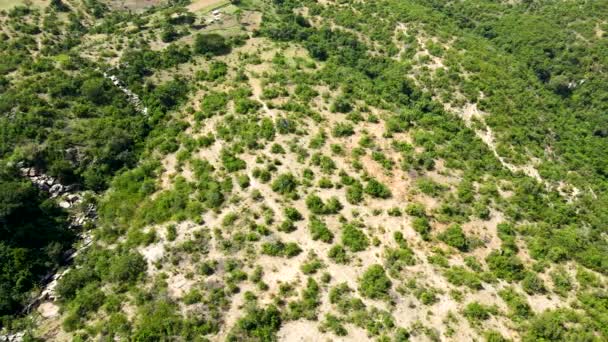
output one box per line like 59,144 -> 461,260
50,184 -> 63,194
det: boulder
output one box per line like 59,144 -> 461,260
50,184 -> 63,194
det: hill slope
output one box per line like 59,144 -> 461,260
1,0 -> 607,341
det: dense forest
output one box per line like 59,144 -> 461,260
0,0 -> 607,341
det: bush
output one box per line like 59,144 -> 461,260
306,194 -> 325,214
444,266 -> 482,290
463,302 -> 496,322
341,223 -> 369,252
221,150 -> 246,172
385,246 -> 416,275
288,278 -> 321,320
261,240 -> 302,258
301,258 -> 324,275
438,224 -> 468,251
305,194 -> 342,215
193,33 -> 230,56
405,203 -> 426,217
412,217 -> 431,240
486,250 -> 525,282
278,219 -> 296,233
328,245 -> 349,264
230,305 -> 282,341
364,178 -> 391,199
271,173 -> 298,195
416,178 -> 446,197
498,287 -> 532,319
131,299 -> 184,340
320,314 -> 347,336
309,216 -> 334,243
484,331 -> 508,342
331,97 -> 352,113
109,252 -> 147,284
284,207 -> 303,221
346,182 -> 364,204
522,272 -> 546,294
359,265 -> 392,299
550,267 -> 572,297
332,122 -> 355,137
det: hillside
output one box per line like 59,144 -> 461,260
1,0 -> 607,341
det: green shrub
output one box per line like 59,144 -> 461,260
550,267 -> 572,297
412,286 -> 439,305
341,223 -> 369,252
332,122 -> 355,137
412,217 -> 431,240
166,225 -> 177,241
331,97 -> 352,113
405,203 -> 426,217
522,272 -> 546,294
416,178 -> 446,197
318,177 -> 333,188
385,246 -> 416,275
236,174 -> 250,189
484,330 -> 508,342
109,252 -> 147,284
498,287 -> 532,319
359,265 -> 392,300
463,302 -> 497,322
444,266 -> 482,290
301,255 -> 325,275
193,33 -> 230,56
261,240 -> 302,258
278,219 -> 296,233
387,207 -> 402,216
182,289 -> 202,305
346,182 -> 364,204
486,250 -> 525,282
365,179 -> 391,199
229,305 -> 282,341
320,314 -> 348,336
438,224 -> 468,251
309,216 -> 334,243
271,173 -> 298,195
270,143 -> 285,154
306,194 -> 343,215
221,149 -> 246,172
328,245 -> 349,264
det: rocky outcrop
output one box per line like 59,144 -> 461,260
103,72 -> 149,116
17,166 -> 97,313
0,331 -> 24,342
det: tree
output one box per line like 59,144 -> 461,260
81,77 -> 109,104
0,165 -> 73,315
109,252 -> 147,283
160,24 -> 178,43
193,33 -> 230,56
